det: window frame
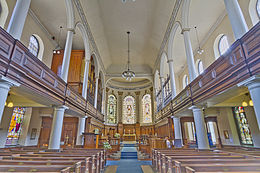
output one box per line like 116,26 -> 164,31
28,35 -> 40,57
218,35 -> 229,56
257,0 -> 260,18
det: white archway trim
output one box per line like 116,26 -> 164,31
65,0 -> 75,29
181,0 -> 191,29
168,22 -> 182,61
249,0 -> 260,26
183,74 -> 188,89
214,34 -> 228,59
33,34 -> 44,61
159,52 -> 168,78
0,0 -> 8,28
76,22 -> 90,61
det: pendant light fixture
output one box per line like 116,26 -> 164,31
122,31 -> 135,81
241,93 -> 254,107
53,26 -> 63,54
194,26 -> 204,55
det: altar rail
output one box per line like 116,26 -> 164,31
0,27 -> 104,122
155,22 -> 260,122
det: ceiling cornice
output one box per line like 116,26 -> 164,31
153,0 -> 182,73
73,0 -> 106,73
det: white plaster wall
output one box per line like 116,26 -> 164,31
0,107 -> 13,148
24,108 -> 42,146
4,0 -> 55,68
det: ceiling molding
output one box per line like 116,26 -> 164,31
73,0 -> 106,73
153,0 -> 183,74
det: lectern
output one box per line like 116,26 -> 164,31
83,133 -> 99,149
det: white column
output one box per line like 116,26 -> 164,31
238,75 -> 260,129
0,76 -> 20,123
173,116 -> 183,147
191,106 -> 210,150
224,0 -> 248,39
60,30 -> 74,82
118,92 -> 123,123
182,29 -> 197,81
48,106 -> 68,150
168,60 -> 177,98
101,87 -> 106,114
94,76 -> 99,109
160,76 -> 165,107
135,91 -> 140,123
82,60 -> 90,99
7,0 -> 31,40
76,116 -> 87,145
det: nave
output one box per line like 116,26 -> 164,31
0,0 -> 260,172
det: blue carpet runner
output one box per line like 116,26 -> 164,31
106,143 -> 152,173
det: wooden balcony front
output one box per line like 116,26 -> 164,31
155,22 -> 260,121
0,27 -> 104,122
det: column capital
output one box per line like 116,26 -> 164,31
167,59 -> 174,63
0,75 -> 20,88
135,91 -> 140,96
181,28 -> 191,34
237,75 -> 260,89
118,91 -> 123,96
189,105 -> 203,111
149,87 -> 153,92
106,88 -> 109,92
52,105 -> 69,111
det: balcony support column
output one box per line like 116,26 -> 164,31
190,106 -> 210,150
0,76 -> 20,123
224,0 -> 248,39
49,106 -> 68,150
172,116 -> 183,148
7,0 -> 31,39
168,60 -> 177,98
61,30 -> 74,82
82,60 -> 90,99
182,29 -> 197,81
160,76 -> 165,108
76,116 -> 87,145
238,75 -> 260,129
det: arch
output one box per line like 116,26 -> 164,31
181,0 -> 191,29
213,34 -> 230,59
168,22 -> 182,61
0,0 -> 8,28
76,22 -> 90,61
154,70 -> 160,92
183,74 -> 189,89
195,59 -> 204,75
159,52 -> 169,78
249,0 -> 260,26
123,95 -> 136,124
65,0 -> 75,29
32,34 -> 44,61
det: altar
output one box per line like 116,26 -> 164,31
123,134 -> 136,141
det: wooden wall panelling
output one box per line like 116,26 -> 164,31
51,50 -> 64,75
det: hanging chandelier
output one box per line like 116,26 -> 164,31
122,31 -> 135,81
194,26 -> 204,55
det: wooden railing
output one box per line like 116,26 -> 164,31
155,22 -> 260,122
0,27 -> 104,122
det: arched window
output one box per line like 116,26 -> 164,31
197,60 -> 204,75
183,75 -> 189,89
142,94 -> 152,124
218,35 -> 229,56
28,35 -> 39,57
107,95 -> 117,124
123,96 -> 135,124
257,0 -> 260,17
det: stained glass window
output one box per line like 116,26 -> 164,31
6,107 -> 26,146
142,94 -> 152,123
233,107 -> 253,145
107,95 -> 117,124
123,96 -> 135,124
28,35 -> 39,57
218,35 -> 229,56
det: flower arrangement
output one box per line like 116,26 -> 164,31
103,141 -> 112,150
114,133 -> 120,138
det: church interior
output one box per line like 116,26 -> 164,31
0,0 -> 260,172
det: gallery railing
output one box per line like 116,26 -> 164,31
155,22 -> 260,122
0,27 -> 104,122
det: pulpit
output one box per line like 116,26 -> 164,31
83,133 -> 99,149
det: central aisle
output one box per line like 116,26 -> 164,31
106,142 -> 152,173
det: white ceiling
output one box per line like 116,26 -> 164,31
30,0 -> 226,80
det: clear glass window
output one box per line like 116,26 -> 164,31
28,35 -> 39,57
218,35 -> 229,56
